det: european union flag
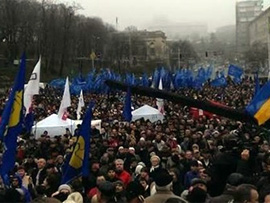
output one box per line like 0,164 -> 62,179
123,87 -> 132,122
246,81 -> 270,125
0,53 -> 25,178
228,64 -> 243,78
61,102 -> 94,184
210,76 -> 227,87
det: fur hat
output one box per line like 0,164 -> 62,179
63,192 -> 83,203
154,169 -> 173,187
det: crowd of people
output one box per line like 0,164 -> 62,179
0,76 -> 269,203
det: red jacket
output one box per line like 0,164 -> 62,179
116,170 -> 131,187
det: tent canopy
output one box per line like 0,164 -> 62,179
132,105 -> 164,123
32,114 -> 76,138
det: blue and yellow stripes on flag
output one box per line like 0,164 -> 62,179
246,81 -> 270,125
0,53 -> 25,177
61,102 -> 94,184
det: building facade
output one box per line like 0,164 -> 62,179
249,6 -> 270,46
236,0 -> 263,54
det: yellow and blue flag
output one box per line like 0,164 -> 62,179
61,102 -> 94,184
246,81 -> 270,125
0,53 -> 25,177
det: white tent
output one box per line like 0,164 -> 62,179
132,105 -> 164,123
73,119 -> 102,132
32,114 -> 76,138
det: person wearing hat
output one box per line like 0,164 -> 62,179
52,184 -> 72,202
114,180 -> 126,202
149,155 -> 162,178
145,168 -> 187,203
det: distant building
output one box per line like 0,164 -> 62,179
148,22 -> 208,41
111,30 -> 168,65
249,6 -> 270,46
236,0 -> 263,55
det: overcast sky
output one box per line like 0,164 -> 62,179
61,0 -> 270,32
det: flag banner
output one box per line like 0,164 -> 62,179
123,87 -> 132,122
58,77 -> 71,120
246,81 -> 270,125
156,78 -> 165,115
76,90 -> 85,120
0,53 -> 25,178
61,102 -> 94,184
228,64 -> 243,78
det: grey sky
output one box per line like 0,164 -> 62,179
63,0 -> 270,32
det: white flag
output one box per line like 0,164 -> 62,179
76,90 -> 85,120
58,77 -> 71,120
24,56 -> 41,114
156,78 -> 165,115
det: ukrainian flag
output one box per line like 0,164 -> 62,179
61,102 -> 94,184
246,81 -> 270,125
0,54 -> 25,177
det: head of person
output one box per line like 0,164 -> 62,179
140,167 -> 149,179
187,187 -> 207,203
125,181 -> 145,203
190,160 -> 199,172
234,184 -> 258,203
190,178 -> 207,192
154,169 -> 173,191
96,174 -> 106,186
115,159 -> 124,172
107,166 -> 116,180
185,150 -> 193,160
58,184 -> 72,194
37,158 -> 46,169
150,155 -> 160,167
16,166 -> 26,178
97,181 -> 115,202
114,180 -> 124,193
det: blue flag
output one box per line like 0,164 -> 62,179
0,53 -> 25,178
61,102 -> 94,184
123,87 -> 132,122
211,76 -> 227,87
228,64 -> 243,77
24,111 -> 34,134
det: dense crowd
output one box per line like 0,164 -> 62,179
0,76 -> 269,203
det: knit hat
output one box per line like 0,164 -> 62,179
135,162 -> 146,175
150,155 -> 160,162
154,169 -> 173,187
58,184 -> 72,193
191,178 -> 207,187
